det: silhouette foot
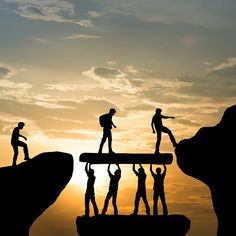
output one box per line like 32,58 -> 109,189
109,150 -> 115,154
24,157 -> 30,161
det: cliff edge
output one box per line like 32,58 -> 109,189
0,151 -> 73,236
175,104 -> 236,236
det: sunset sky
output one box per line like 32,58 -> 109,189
1,0 -> 236,236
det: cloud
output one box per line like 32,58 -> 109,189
206,57 -> 236,77
2,0 -> 92,27
61,33 -> 101,40
0,64 -> 15,79
88,10 -> 102,18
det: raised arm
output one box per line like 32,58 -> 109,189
85,162 -> 89,176
163,164 -> 167,175
150,163 -> 155,176
132,163 -> 138,175
107,163 -> 112,177
116,163 -> 121,171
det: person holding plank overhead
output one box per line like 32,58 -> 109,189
101,164 -> 121,215
131,164 -> 150,216
84,163 -> 99,217
150,163 -> 168,216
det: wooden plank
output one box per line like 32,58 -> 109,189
79,153 -> 173,165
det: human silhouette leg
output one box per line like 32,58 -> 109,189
155,131 -> 161,153
132,192 -> 141,215
153,191 -> 159,216
12,145 -> 19,166
99,131 -> 108,153
91,195 -> 99,216
102,192 -> 112,215
107,130 -> 114,153
18,141 -> 29,160
142,194 -> 150,215
84,194 -> 90,216
112,192 -> 118,215
162,127 -> 177,147
160,192 -> 168,215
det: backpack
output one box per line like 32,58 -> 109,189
99,114 -> 107,127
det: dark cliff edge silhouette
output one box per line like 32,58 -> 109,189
175,104 -> 236,236
0,151 -> 73,236
76,215 -> 190,236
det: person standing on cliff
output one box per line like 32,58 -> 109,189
11,122 -> 30,166
98,108 -> 117,154
150,163 -> 168,216
101,164 -> 121,215
84,163 -> 99,217
151,108 -> 177,153
131,164 -> 150,216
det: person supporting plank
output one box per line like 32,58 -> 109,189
84,163 -> 99,217
150,163 -> 168,216
131,164 -> 150,216
101,164 -> 121,215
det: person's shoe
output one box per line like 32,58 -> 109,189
109,150 -> 115,154
24,157 -> 30,161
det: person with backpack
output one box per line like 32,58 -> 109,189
98,108 -> 117,154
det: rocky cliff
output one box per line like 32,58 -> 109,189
0,151 -> 73,236
175,104 -> 236,236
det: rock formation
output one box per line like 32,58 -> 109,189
175,104 -> 236,236
77,215 -> 190,236
0,151 -> 73,236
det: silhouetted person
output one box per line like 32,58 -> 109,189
150,163 -> 168,216
131,164 -> 150,216
11,122 -> 30,166
98,108 -> 117,154
101,164 -> 121,215
84,163 -> 99,217
151,108 -> 177,153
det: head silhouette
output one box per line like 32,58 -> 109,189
156,108 -> 162,114
115,169 -> 121,176
138,167 -> 144,173
156,167 -> 161,174
109,108 -> 116,116
18,122 -> 25,129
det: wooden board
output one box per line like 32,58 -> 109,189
79,152 -> 173,165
